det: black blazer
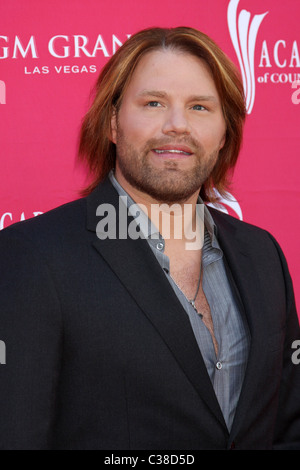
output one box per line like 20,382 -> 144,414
0,178 -> 299,450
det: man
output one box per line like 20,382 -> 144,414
0,27 -> 299,450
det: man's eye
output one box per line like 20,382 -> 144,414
193,104 -> 206,111
147,101 -> 161,107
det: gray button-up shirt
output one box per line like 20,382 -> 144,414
109,171 -> 250,431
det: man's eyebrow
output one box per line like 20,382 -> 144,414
137,90 -> 218,102
137,90 -> 168,98
189,95 -> 218,103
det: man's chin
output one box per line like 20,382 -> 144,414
116,159 -> 204,203
133,181 -> 201,204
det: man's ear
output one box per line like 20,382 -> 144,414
109,107 -> 117,144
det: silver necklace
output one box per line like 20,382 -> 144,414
171,264 -> 203,317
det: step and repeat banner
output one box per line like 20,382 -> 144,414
1,0 -> 299,310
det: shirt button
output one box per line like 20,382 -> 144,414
156,242 -> 164,251
216,361 -> 222,370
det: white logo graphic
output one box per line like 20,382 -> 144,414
0,80 -> 6,104
208,189 -> 243,220
227,0 -> 268,113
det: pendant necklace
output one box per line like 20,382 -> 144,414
171,264 -> 203,318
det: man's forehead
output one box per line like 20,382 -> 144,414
122,50 -> 220,99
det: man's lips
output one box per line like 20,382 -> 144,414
152,145 -> 193,156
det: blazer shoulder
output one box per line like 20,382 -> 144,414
207,205 -> 290,263
207,205 -> 270,236
208,205 -> 294,282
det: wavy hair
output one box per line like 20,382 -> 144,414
79,27 -> 246,201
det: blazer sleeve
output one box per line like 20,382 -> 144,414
0,226 -> 63,449
269,233 -> 300,449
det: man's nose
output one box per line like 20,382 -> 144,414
161,107 -> 191,135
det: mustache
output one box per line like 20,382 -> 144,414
144,136 -> 203,154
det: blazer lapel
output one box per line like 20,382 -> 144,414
86,179 -> 227,430
208,208 -> 269,439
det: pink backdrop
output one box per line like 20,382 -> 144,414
1,0 -> 299,311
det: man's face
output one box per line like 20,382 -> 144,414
111,49 -> 226,203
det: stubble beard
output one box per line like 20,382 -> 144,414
115,126 -> 220,204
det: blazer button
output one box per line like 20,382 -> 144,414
230,441 -> 236,450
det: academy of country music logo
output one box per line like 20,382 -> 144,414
227,0 -> 268,114
227,0 -> 300,113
